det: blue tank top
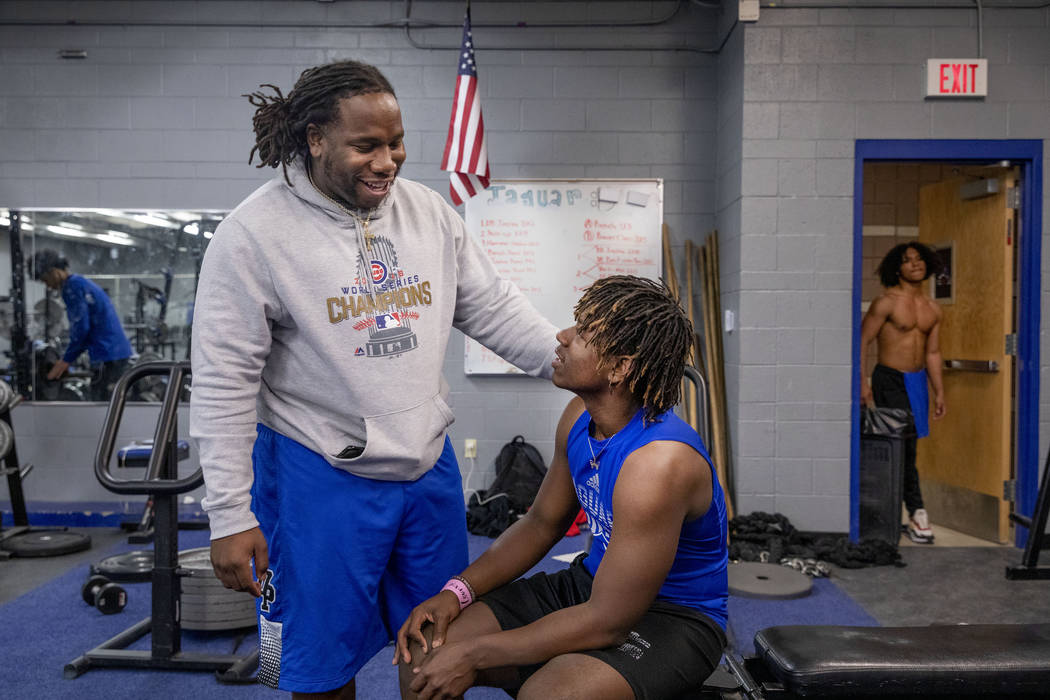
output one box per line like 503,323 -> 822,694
568,407 -> 728,629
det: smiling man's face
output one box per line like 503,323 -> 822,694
307,92 -> 406,211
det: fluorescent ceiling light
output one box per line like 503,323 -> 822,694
129,213 -> 180,228
0,216 -> 34,231
96,234 -> 134,246
46,224 -> 87,238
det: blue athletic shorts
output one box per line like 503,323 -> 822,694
250,424 -> 468,693
902,368 -> 930,438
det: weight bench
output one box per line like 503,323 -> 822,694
713,623 -> 1050,698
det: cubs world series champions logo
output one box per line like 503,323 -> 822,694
357,235 -> 419,357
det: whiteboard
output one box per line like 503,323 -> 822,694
463,179 -> 663,375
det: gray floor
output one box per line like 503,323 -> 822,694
832,545 -> 1050,626
4,527 -> 1050,630
0,526 -> 127,606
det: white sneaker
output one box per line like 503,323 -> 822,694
907,508 -> 935,544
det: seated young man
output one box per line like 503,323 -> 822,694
394,275 -> 729,700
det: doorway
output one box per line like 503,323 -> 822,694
850,140 -> 1044,547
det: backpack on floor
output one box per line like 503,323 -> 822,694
466,435 -> 547,537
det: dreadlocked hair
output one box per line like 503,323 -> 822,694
573,275 -> 693,422
244,60 -> 396,186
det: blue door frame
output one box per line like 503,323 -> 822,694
851,139 -> 1044,547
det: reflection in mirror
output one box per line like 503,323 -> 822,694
0,209 -> 225,402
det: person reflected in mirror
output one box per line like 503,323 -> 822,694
30,249 -> 133,402
189,60 -> 557,699
860,241 -> 946,544
395,275 -> 728,700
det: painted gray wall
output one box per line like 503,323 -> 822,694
2,1 -> 1048,534
729,6 -> 1050,531
0,1 -> 723,509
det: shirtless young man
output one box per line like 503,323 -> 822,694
860,241 -> 946,544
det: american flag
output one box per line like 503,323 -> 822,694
441,7 -> 490,206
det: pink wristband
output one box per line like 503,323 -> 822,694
441,577 -> 473,610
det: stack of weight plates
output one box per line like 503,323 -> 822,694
179,547 -> 257,631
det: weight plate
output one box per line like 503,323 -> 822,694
182,590 -> 256,605
182,588 -> 256,611
728,562 -> 813,600
0,419 -> 13,460
91,550 -> 154,582
181,590 -> 256,605
177,546 -> 259,629
181,616 -> 257,632
1,529 -> 91,557
182,606 -> 256,623
178,546 -> 214,570
182,582 -> 233,597
181,602 -> 256,617
0,379 -> 12,413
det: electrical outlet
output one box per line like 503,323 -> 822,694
464,439 -> 477,458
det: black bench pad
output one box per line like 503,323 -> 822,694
754,623 -> 1050,697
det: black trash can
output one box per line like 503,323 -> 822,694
859,433 -> 904,544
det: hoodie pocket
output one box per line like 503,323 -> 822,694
332,393 -> 454,477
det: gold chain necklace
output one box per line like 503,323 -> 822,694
306,166 -> 376,251
586,428 -> 619,470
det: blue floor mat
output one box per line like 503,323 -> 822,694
0,529 -> 589,700
1,527 -> 877,698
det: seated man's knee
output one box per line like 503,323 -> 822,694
398,624 -> 434,698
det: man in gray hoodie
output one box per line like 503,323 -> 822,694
190,60 -> 557,698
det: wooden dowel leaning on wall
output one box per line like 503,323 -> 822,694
662,223 -> 679,300
682,240 -> 698,429
700,235 -> 734,521
707,231 -> 735,510
663,224 -> 696,431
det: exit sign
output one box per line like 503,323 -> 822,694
926,59 -> 988,97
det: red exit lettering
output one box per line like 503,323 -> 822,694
938,63 -> 979,94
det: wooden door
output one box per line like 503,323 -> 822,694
917,169 -> 1017,543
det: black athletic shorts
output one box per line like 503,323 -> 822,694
479,555 -> 727,700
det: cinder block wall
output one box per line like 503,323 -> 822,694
730,6 -> 1050,530
3,1 -> 1047,534
0,1 -> 722,507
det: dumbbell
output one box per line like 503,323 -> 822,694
81,575 -> 127,614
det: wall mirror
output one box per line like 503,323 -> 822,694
0,209 -> 225,402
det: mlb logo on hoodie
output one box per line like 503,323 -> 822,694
375,313 -> 401,330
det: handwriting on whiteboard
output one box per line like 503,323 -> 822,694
486,186 -> 584,206
464,179 -> 663,374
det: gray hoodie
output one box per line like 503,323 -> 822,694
190,160 -> 557,539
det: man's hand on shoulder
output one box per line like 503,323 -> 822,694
210,527 -> 269,597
